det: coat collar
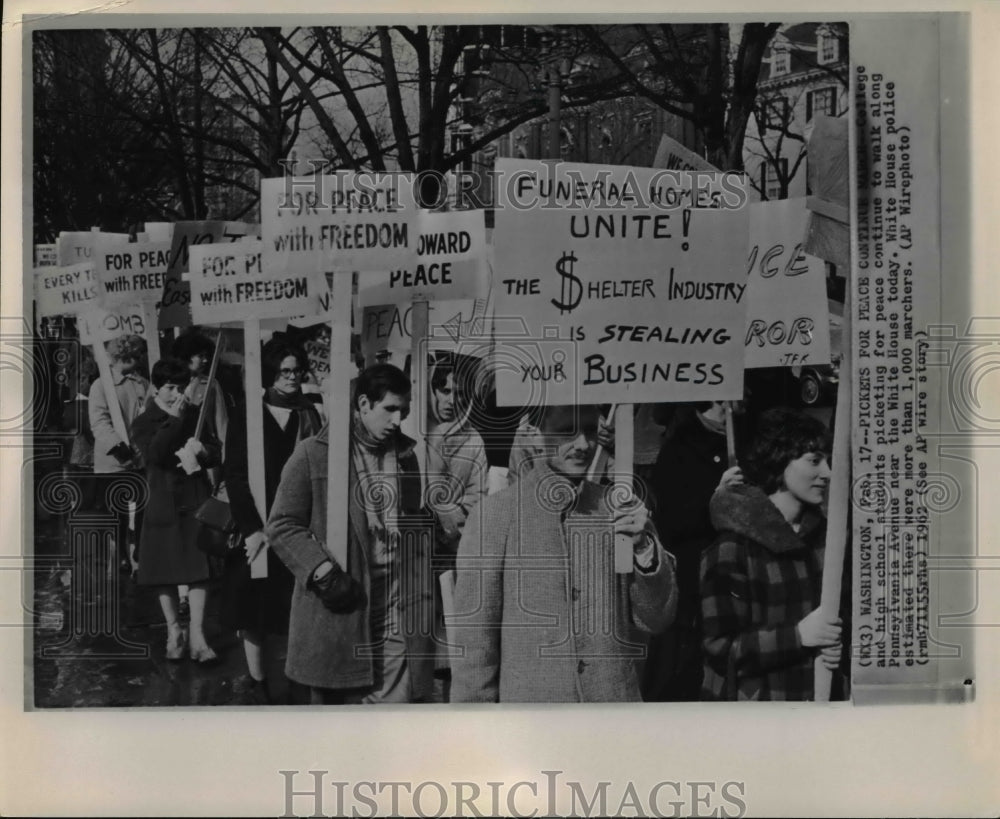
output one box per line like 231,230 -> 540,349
710,483 -> 825,554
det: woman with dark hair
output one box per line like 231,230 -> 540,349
171,328 -> 228,452
133,357 -> 221,662
700,408 -> 844,701
222,338 -> 323,704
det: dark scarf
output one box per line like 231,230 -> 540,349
264,387 -> 322,440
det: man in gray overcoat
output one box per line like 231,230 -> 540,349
450,403 -> 678,702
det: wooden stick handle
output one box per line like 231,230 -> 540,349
815,287 -> 852,702
194,330 -> 224,441
614,404 -> 634,575
586,403 -> 616,482
724,401 -> 738,468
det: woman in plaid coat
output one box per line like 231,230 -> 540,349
700,409 -> 844,701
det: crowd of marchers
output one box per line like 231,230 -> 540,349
53,327 -> 848,704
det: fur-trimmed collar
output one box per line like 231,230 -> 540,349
709,484 -> 825,554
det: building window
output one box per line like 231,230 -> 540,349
758,96 -> 790,131
807,87 -> 838,121
771,48 -> 790,78
818,32 -> 839,65
760,158 -> 788,200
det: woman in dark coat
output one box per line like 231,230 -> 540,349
133,357 -> 221,662
222,339 -> 322,704
700,408 -> 845,701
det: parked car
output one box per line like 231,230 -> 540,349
791,309 -> 843,407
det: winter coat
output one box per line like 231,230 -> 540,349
266,424 -> 435,697
221,397 -> 322,635
132,402 -> 220,586
88,372 -> 150,473
653,410 -> 731,612
424,422 -> 489,568
700,484 -> 834,701
450,464 -> 678,703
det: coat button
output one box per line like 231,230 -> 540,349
577,660 -> 587,674
571,587 -> 581,601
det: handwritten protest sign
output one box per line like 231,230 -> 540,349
357,210 -> 489,306
34,263 -> 98,317
493,160 -> 748,405
260,172 -> 418,272
188,241 -> 324,324
56,231 -> 129,267
361,298 -> 491,364
743,198 -> 831,368
78,302 -> 148,345
158,221 -> 257,329
300,325 -> 332,390
94,240 -> 172,308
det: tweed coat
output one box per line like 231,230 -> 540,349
450,464 -> 678,703
88,372 -> 150,473
700,484 -> 834,701
266,424 -> 436,698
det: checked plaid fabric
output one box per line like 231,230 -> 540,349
700,485 -> 826,701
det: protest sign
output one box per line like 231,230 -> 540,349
301,325 -> 332,391
260,172 -> 418,272
495,158 -> 746,212
743,198 -> 831,368
188,240 -> 324,324
34,244 -> 57,267
493,160 -> 748,406
143,222 -> 175,243
357,210 -> 489,306
652,133 -> 719,173
34,263 -> 98,317
158,221 -> 257,329
79,301 -> 150,445
361,298 -> 491,365
94,239 -> 172,308
78,302 -> 148,345
56,231 -> 129,267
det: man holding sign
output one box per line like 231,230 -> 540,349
451,404 -> 677,703
267,364 -> 435,704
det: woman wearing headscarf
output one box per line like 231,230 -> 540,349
222,338 -> 322,704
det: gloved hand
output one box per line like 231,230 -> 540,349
310,563 -> 366,614
108,442 -> 134,464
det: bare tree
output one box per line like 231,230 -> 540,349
579,23 -> 781,171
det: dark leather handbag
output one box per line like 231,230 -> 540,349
194,482 -> 238,557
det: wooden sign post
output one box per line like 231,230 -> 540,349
325,272 -> 355,570
409,298 -> 430,493
814,287 -> 852,702
90,338 -> 130,444
244,318 -> 269,580
724,402 -> 738,468
613,404 -> 635,574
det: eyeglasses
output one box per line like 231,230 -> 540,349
279,367 -> 305,378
